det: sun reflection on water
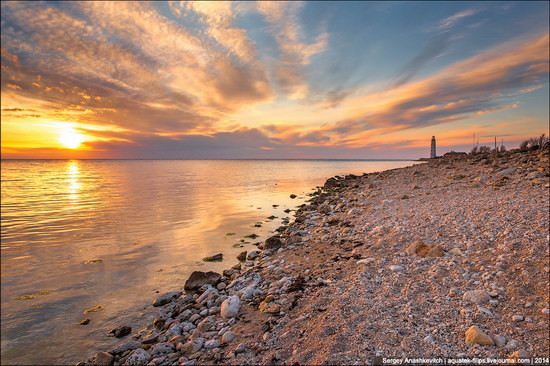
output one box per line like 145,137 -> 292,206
66,160 -> 81,201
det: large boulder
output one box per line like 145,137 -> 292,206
264,236 -> 282,251
184,271 -> 221,291
221,295 -> 241,319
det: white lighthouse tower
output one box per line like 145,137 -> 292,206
430,136 -> 437,158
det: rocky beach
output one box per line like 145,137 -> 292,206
80,147 -> 549,366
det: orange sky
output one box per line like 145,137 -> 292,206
1,1 -> 549,159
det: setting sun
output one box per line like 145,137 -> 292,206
59,128 -> 86,149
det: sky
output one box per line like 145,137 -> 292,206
1,1 -> 549,159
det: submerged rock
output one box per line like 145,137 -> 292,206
153,291 -> 181,307
109,325 -> 132,338
184,271 -> 221,291
264,236 -> 282,251
202,253 -> 223,262
237,251 -> 247,262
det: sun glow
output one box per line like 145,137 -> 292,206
59,128 -> 86,149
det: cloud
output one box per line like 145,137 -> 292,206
256,1 -> 329,99
317,33 -> 549,146
392,33 -> 450,87
436,9 -> 480,31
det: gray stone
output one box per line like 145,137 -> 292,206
142,333 -> 159,344
153,291 -> 180,307
496,167 -> 516,177
247,251 -> 259,260
221,295 -> 241,319
122,348 -> 150,366
111,341 -> 141,355
423,335 -> 434,343
493,335 -> 507,348
505,340 -> 518,350
149,342 -> 174,356
234,343 -> 246,354
222,331 -> 236,344
204,339 -> 220,349
463,290 -> 491,305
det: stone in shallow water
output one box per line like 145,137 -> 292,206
184,271 -> 221,291
109,325 -> 132,338
237,251 -> 247,261
264,236 -> 282,250
153,291 -> 180,307
202,253 -> 223,262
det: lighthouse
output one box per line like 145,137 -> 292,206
430,136 -> 437,158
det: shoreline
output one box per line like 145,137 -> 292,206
81,148 -> 549,366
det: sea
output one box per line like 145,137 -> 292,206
0,159 -> 416,365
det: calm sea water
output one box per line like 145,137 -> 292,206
1,159 -> 415,365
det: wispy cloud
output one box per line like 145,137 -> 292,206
436,8 -> 480,31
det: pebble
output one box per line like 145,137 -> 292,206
505,340 -> 518,350
388,265 -> 403,272
204,339 -> 220,349
493,335 -> 506,348
423,335 -> 434,343
512,315 -> 524,322
465,325 -> 494,345
222,331 -> 236,344
463,290 -> 491,305
234,343 -> 246,354
152,291 -> 180,307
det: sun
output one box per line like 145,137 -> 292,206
59,128 -> 86,149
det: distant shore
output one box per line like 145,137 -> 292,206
81,148 -> 549,366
